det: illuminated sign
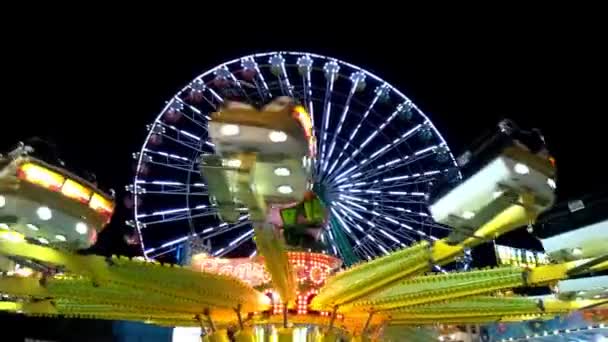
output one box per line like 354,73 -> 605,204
191,256 -> 269,286
190,252 -> 340,288
494,244 -> 550,268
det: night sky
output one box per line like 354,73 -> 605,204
1,28 -> 605,254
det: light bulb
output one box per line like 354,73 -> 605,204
277,185 -> 293,194
220,124 -> 240,136
268,131 -> 287,142
274,167 -> 291,176
36,206 -> 52,221
514,163 -> 530,175
55,234 -> 66,242
462,211 -> 475,219
75,222 -> 88,235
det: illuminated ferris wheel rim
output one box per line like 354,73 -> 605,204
131,51 -> 460,261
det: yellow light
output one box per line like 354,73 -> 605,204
293,105 -> 313,138
89,193 -> 115,222
0,231 -> 25,243
17,163 -> 65,191
62,179 -> 92,204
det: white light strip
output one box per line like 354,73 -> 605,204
330,208 -> 352,234
138,207 -> 190,218
415,145 -> 437,156
144,149 -> 191,162
377,244 -> 389,255
151,181 -> 184,186
378,229 -> 401,244
331,115 -> 420,182
385,217 -> 399,224
229,229 -> 254,246
213,247 -> 225,256
336,202 -> 364,220
249,250 -> 257,258
326,92 -> 383,177
370,145 -> 390,159
335,165 -> 358,181
340,199 -> 368,211
323,83 -> 358,172
161,236 -> 188,248
180,130 -> 201,141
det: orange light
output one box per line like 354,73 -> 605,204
61,179 -> 92,204
17,163 -> 65,191
89,193 -> 115,223
293,105 -> 313,139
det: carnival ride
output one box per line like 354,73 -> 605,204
0,52 -> 606,341
0,148 -> 113,250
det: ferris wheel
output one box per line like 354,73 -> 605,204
128,51 -> 459,264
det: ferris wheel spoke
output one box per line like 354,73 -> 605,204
297,55 -> 314,128
151,127 -> 207,154
147,246 -> 178,259
377,227 -> 412,245
268,55 -> 290,97
330,122 -> 423,183
317,61 -> 339,176
337,199 -> 431,239
143,219 -> 250,256
327,103 -> 405,181
144,159 -> 199,174
354,243 -> 374,261
325,227 -> 340,256
240,58 -> 270,101
329,207 -> 361,239
159,123 -> 206,144
337,193 -> 426,207
362,234 -> 391,256
200,218 -> 250,238
338,175 -> 434,191
340,145 -> 440,184
174,97 -> 213,123
131,180 -> 208,196
253,68 -> 273,100
326,86 -> 385,177
186,80 -> 219,110
322,74 -> 362,177
389,228 -> 419,244
137,207 -> 217,226
213,228 -> 254,257
220,66 -> 253,103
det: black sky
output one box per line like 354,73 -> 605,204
1,25 -> 605,255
